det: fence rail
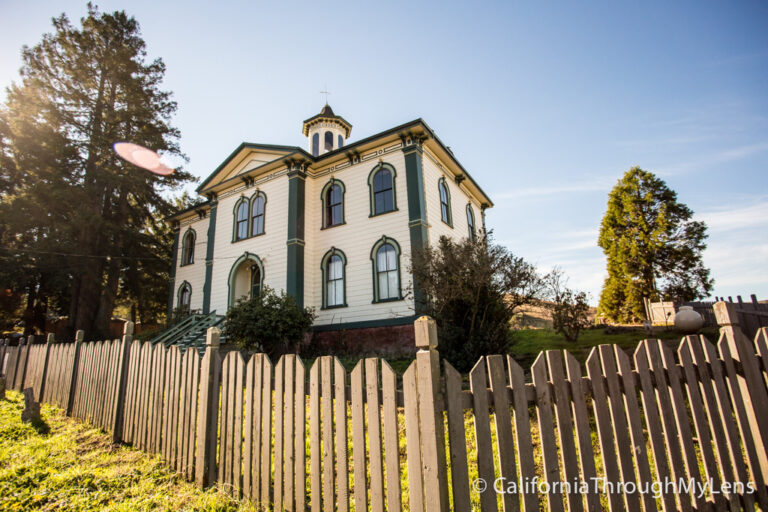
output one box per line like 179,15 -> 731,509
1,301 -> 768,511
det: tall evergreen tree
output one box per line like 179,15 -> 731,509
0,5 -> 193,337
597,167 -> 713,322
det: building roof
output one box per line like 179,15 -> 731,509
302,104 -> 353,138
187,117 -> 493,217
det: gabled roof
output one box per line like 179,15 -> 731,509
195,143 -> 307,193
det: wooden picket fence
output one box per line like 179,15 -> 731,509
1,300 -> 768,511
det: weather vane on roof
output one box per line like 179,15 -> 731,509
320,86 -> 330,104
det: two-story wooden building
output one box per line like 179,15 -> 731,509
167,105 -> 492,351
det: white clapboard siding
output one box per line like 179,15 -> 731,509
174,216 -> 210,311
307,150 -> 414,326
209,176 -> 290,313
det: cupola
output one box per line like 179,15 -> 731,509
302,104 -> 352,157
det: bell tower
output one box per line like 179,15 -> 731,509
302,104 -> 352,157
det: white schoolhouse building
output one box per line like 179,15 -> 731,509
167,105 -> 492,350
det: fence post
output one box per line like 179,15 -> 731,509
196,326 -> 221,488
714,301 -> 768,484
16,335 -> 33,391
66,330 -> 85,416
414,316 -> 449,512
36,333 -> 54,402
111,321 -> 134,443
0,338 -> 7,378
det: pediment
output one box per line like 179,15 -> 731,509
197,143 -> 299,194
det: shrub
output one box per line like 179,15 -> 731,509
410,232 -> 545,372
546,269 -> 591,343
223,286 -> 315,358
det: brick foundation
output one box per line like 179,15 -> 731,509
309,324 -> 416,357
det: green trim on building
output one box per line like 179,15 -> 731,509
320,178 -> 346,229
202,200 -> 217,314
403,143 -> 429,313
312,315 -> 418,332
167,227 -> 180,319
320,247 -> 348,309
227,252 -> 264,308
286,166 -> 306,307
370,235 -> 404,303
438,176 -> 453,228
179,227 -> 197,267
367,162 -> 399,217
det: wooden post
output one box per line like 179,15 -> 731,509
714,301 -> 768,485
36,333 -> 54,402
0,338 -> 7,378
66,330 -> 85,416
111,322 -> 134,443
15,335 -> 33,392
196,326 -> 221,487
414,316 -> 449,512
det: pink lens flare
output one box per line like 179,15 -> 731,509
113,142 -> 175,175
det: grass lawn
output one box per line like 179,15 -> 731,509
509,325 -> 721,369
0,391 -> 254,512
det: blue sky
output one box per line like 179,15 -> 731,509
2,1 -> 767,304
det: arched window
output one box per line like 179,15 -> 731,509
466,204 -> 476,241
438,177 -> 452,226
312,133 -> 320,157
181,229 -> 195,265
338,134 -> 343,149
178,281 -> 192,310
368,164 -> 397,216
251,192 -> 266,236
324,131 -> 333,152
250,263 -> 262,298
234,198 -> 249,241
371,236 -> 402,302
321,248 -> 347,308
322,179 -> 345,228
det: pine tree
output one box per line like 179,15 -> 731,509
0,5 -> 194,337
597,167 -> 713,322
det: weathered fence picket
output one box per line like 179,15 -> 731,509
4,305 -> 768,511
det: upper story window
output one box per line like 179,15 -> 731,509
466,204 -> 476,241
322,179 -> 345,228
371,236 -> 402,303
180,229 -> 195,266
251,192 -> 266,236
321,248 -> 347,308
312,133 -> 320,157
338,134 -> 343,149
368,164 -> 397,216
324,131 -> 333,152
235,199 -> 249,241
438,177 -> 452,226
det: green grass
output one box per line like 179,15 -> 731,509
0,391 -> 255,512
509,325 -> 721,369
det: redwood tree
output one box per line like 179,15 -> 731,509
0,5 -> 193,337
597,167 -> 713,322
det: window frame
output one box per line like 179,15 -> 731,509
233,196 -> 250,242
438,177 -> 453,227
320,247 -> 348,309
312,133 -> 320,157
370,236 -> 403,303
367,163 -> 398,217
321,178 -> 346,229
324,131 -> 333,152
180,228 -> 196,266
177,281 -> 192,310
466,203 -> 476,241
250,191 -> 267,237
